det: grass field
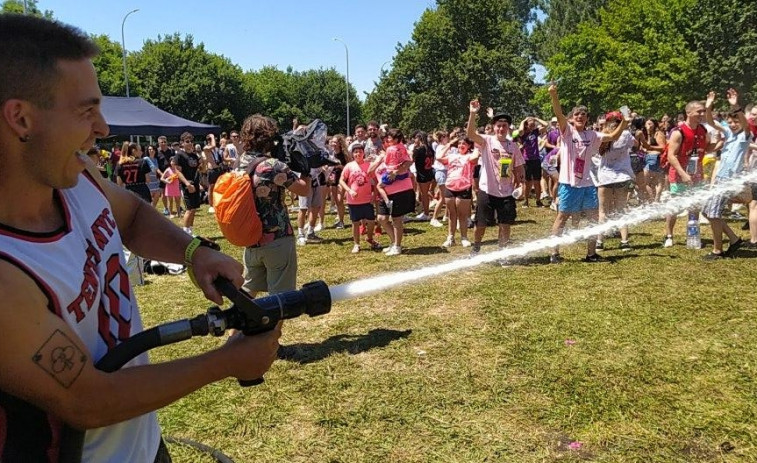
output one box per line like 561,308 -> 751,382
136,203 -> 757,462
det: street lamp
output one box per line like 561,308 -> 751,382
380,60 -> 391,76
121,9 -> 139,97
332,37 -> 350,136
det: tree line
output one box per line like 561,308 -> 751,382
4,0 -> 756,134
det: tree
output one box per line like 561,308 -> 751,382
90,34 -> 127,97
365,0 -> 535,132
129,34 -> 252,131
244,66 -> 361,134
1,0 -> 53,18
529,0 -> 608,64
535,0 -> 757,118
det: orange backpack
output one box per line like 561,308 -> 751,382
212,157 -> 267,247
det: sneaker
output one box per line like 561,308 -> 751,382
723,238 -> 743,257
329,205 -> 338,214
306,232 -> 323,243
442,236 -> 455,248
596,240 -> 604,251
367,239 -> 383,251
429,218 -> 444,228
383,245 -> 394,254
535,200 -> 545,208
162,208 -> 170,216
351,244 -> 360,254
314,222 -> 323,233
584,253 -> 603,263
663,235 -> 674,248
549,253 -> 564,264
297,235 -> 307,246
744,240 -> 757,249
470,243 -> 481,257
208,206 -> 215,214
385,245 -> 402,256
540,191 -> 549,200
702,251 -> 724,261
386,200 -> 394,216
335,220 -> 345,229
550,202 -> 558,211
461,238 -> 472,248
415,212 -> 429,221
730,211 -> 745,220
620,241 -> 632,251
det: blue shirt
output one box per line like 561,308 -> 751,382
716,125 -> 749,180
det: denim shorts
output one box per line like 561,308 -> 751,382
435,169 -> 447,186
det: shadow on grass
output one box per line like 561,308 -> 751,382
278,328 -> 412,364
403,246 -> 450,256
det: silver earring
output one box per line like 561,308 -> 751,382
19,134 -> 30,143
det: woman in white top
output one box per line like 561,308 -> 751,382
592,111 -> 637,250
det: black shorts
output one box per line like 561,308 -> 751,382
181,182 -> 202,210
443,188 -> 473,200
525,159 -> 542,181
476,193 -> 516,226
348,203 -> 376,222
127,184 -> 152,203
416,168 -> 434,184
377,188 -> 415,217
473,164 -> 481,180
207,168 -> 223,184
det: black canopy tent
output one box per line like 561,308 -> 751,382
101,96 -> 220,136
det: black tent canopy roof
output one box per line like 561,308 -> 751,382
101,96 -> 220,136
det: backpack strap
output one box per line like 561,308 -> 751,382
244,155 -> 270,178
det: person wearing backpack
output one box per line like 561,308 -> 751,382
237,114 -> 311,295
662,100 -> 720,248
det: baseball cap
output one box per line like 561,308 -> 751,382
348,141 -> 365,153
550,117 -> 558,123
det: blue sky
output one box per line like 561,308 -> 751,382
42,0 -> 545,99
42,0 -> 435,99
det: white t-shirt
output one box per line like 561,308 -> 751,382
558,124 -> 602,188
478,134 -> 525,197
591,130 -> 635,186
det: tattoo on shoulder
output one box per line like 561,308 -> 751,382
32,329 -> 87,389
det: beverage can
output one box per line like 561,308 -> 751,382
499,157 -> 511,178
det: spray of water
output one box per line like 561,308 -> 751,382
329,170 -> 757,303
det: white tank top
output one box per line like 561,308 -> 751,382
0,172 -> 160,462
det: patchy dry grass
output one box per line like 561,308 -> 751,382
135,205 -> 757,462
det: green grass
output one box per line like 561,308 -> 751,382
135,204 -> 757,462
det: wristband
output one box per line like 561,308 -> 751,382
184,236 -> 220,287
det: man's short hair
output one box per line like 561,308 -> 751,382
354,123 -> 367,131
0,15 -> 99,109
367,120 -> 379,129
685,101 -> 704,116
180,132 -> 194,142
240,114 -> 278,153
157,136 -> 168,142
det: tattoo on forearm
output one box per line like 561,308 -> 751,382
32,329 -> 87,388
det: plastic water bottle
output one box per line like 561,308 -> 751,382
686,211 -> 701,249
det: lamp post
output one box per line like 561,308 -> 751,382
332,37 -> 350,136
121,9 -> 139,98
380,60 -> 391,76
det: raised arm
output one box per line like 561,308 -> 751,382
705,91 -> 725,134
548,84 -> 568,133
727,88 -> 750,134
466,100 -> 486,146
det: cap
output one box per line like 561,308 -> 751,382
604,111 -> 623,122
550,117 -> 558,123
491,112 -> 512,124
348,141 -> 365,153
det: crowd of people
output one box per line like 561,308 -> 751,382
95,90 -> 757,263
3,13 -> 757,463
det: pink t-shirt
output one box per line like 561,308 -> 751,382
444,151 -> 477,192
478,134 -> 525,197
384,143 -> 410,171
558,124 -> 602,188
341,160 -> 373,205
375,162 -> 413,195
